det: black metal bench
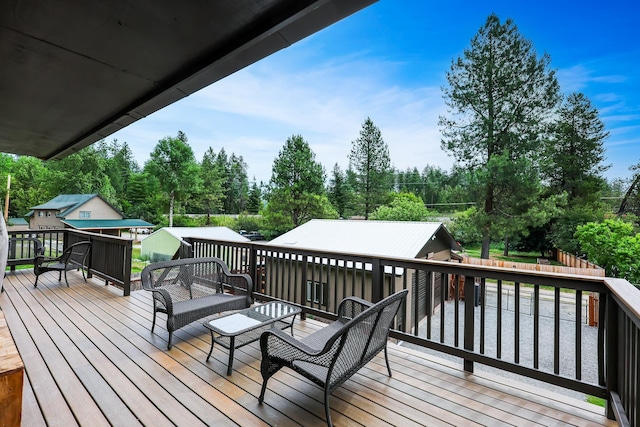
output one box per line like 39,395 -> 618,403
141,257 -> 253,350
258,289 -> 408,427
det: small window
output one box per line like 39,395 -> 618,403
79,211 -> 91,219
38,211 -> 44,217
46,211 -> 52,217
306,281 -> 329,306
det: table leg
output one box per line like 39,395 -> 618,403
226,336 -> 235,376
206,330 -> 215,362
290,314 -> 297,337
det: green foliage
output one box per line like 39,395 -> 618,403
246,180 -> 263,214
198,147 -> 226,223
449,208 -> 484,245
236,213 -> 263,232
349,118 -> 392,219
440,13 -> 560,258
327,163 -> 354,218
265,135 -> 327,229
145,131 -> 200,226
575,219 -> 640,283
544,92 -> 609,205
370,192 -> 434,221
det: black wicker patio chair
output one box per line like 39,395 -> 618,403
34,241 -> 91,288
258,289 -> 408,427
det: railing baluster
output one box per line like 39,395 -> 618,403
480,277 -> 485,354
554,287 -> 561,375
454,275 -> 459,348
497,280 -> 502,359
576,290 -> 582,380
440,273 -> 446,344
515,282 -> 520,364
534,285 -> 539,369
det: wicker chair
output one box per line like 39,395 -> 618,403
258,289 -> 408,427
34,241 -> 91,288
141,257 -> 252,350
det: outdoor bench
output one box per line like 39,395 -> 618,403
258,289 -> 408,427
141,257 -> 252,350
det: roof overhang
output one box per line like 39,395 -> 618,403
0,0 -> 377,159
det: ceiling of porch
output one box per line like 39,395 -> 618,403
0,0 -> 376,160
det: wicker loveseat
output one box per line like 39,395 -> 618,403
258,289 -> 408,427
141,257 -> 252,350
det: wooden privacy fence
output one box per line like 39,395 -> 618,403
460,254 -> 605,277
555,249 -> 605,272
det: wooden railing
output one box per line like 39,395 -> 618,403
184,238 -> 639,426
8,229 -> 133,296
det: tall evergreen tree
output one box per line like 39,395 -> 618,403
327,163 -> 352,218
349,117 -> 392,219
265,134 -> 332,232
439,14 -> 560,258
199,147 -> 225,224
544,92 -> 609,205
145,131 -> 200,227
247,178 -> 262,214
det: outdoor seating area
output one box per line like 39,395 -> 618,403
141,257 -> 253,350
0,269 -> 613,426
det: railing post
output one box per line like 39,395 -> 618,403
301,256 -> 308,321
464,275 -> 475,373
371,258 -> 383,303
122,239 -> 132,296
605,292 -> 619,420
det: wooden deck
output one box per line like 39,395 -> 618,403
0,269 -> 616,426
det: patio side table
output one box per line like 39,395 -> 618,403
204,301 -> 301,375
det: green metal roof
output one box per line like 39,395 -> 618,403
28,194 -> 125,218
62,219 -> 154,230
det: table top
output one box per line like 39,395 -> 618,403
205,301 -> 301,336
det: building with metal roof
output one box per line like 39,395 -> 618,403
25,194 -> 153,235
141,226 -> 249,262
269,219 -> 460,259
267,219 -> 462,323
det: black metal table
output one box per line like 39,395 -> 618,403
204,301 -> 302,375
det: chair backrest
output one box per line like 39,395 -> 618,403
63,241 -> 92,267
8,237 -> 43,260
329,290 -> 408,386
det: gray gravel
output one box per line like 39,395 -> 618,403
401,285 -> 599,400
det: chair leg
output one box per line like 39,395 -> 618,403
151,310 -> 157,333
258,379 -> 268,403
58,271 -> 62,282
64,270 -> 70,287
34,275 -> 39,288
324,387 -> 333,427
384,346 -> 392,377
167,331 -> 173,350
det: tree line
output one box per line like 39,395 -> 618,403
0,14 -> 639,281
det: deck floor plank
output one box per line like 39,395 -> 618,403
0,269 -> 616,427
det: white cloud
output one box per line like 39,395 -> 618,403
111,54 -> 451,183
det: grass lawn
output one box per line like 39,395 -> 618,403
462,244 -> 561,265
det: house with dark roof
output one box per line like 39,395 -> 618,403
26,194 -> 153,236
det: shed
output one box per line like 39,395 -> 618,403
267,220 -> 461,325
141,227 -> 249,262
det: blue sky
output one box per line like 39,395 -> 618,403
110,0 -> 640,184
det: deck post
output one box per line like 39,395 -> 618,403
463,275 -> 475,373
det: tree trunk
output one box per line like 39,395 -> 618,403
169,190 -> 174,227
503,236 -> 509,257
